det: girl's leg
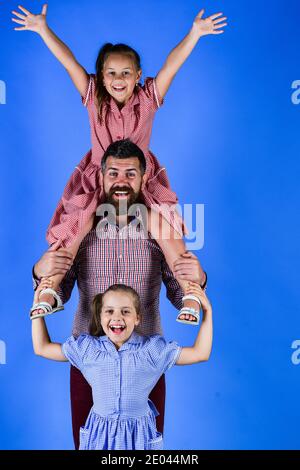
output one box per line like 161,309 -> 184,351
148,209 -> 203,323
31,215 -> 95,317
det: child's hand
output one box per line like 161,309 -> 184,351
12,4 -> 48,34
191,9 -> 227,37
185,282 -> 212,314
33,277 -> 53,304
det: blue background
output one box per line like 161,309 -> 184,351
0,0 -> 299,450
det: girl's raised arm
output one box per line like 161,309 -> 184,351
155,8 -> 227,100
176,283 -> 213,365
12,4 -> 89,97
31,279 -> 67,362
32,317 -> 67,361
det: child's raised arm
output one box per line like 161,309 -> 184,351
176,282 -> 213,365
155,8 -> 227,99
31,279 -> 67,362
11,4 -> 89,97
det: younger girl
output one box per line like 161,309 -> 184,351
12,4 -> 227,324
32,279 -> 213,450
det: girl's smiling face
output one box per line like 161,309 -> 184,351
102,53 -> 142,105
100,290 -> 140,349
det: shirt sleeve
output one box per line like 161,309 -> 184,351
81,74 -> 96,107
61,334 -> 92,370
56,263 -> 77,304
161,257 -> 183,310
141,77 -> 164,111
32,267 -> 39,291
146,335 -> 182,373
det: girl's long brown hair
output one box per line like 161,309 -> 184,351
95,43 -> 142,121
89,284 -> 142,337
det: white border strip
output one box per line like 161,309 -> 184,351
83,76 -> 93,107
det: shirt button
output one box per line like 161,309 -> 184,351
119,254 -> 123,259
119,278 -> 123,282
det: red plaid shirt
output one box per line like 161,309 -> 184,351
34,216 -> 183,337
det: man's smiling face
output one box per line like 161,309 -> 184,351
103,156 -> 147,214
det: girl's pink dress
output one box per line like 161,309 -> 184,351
46,75 -> 184,248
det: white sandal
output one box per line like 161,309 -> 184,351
30,288 -> 64,320
176,294 -> 201,326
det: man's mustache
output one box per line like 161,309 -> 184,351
108,186 -> 135,196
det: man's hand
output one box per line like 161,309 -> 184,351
34,241 -> 74,279
173,252 -> 206,286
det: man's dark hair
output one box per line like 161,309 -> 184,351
101,139 -> 146,174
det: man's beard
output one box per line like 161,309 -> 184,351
106,185 -> 141,216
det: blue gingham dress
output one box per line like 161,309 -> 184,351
62,331 -> 182,450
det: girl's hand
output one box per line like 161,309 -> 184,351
12,4 -> 48,34
185,282 -> 212,314
33,277 -> 53,304
192,9 -> 227,37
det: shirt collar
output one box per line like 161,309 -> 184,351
96,213 -> 140,229
99,331 -> 144,351
105,88 -> 140,115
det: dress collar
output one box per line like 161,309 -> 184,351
99,331 -> 144,351
105,87 -> 140,115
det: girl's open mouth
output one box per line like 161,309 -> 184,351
112,86 -> 126,93
109,325 -> 126,335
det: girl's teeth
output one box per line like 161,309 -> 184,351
110,325 -> 125,335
